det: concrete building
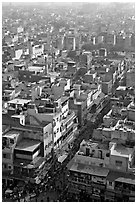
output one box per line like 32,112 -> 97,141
28,65 -> 45,75
109,142 -> 135,172
102,80 -> 112,95
69,97 -> 87,127
115,86 -> 127,98
29,43 -> 44,58
106,34 -> 116,45
27,95 -> 78,150
105,171 -> 135,202
2,130 -> 23,180
63,35 -> 76,51
111,119 -> 135,144
2,115 -> 53,186
126,69 -> 135,88
67,138 -> 135,201
127,101 -> 135,121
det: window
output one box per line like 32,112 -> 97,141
10,139 -> 14,144
3,154 -> 6,158
106,153 -> 110,157
109,181 -> 113,186
116,160 -> 122,167
8,165 -> 12,169
3,164 -> 7,169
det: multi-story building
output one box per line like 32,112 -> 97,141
63,34 -> 76,51
2,113 -> 53,186
69,97 -> 87,127
127,101 -> 135,121
27,95 -> 78,150
126,69 -> 135,88
67,138 -> 135,201
2,130 -> 23,185
115,35 -> 125,48
102,80 -> 112,95
29,42 -> 44,58
115,86 -> 127,98
105,170 -> 135,202
105,33 -> 116,46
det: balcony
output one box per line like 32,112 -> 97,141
61,110 -> 76,126
114,187 -> 122,194
38,106 -> 56,114
91,182 -> 106,189
2,169 -> 13,178
122,189 -> 135,196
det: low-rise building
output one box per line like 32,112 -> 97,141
127,101 -> 135,121
105,171 -> 135,202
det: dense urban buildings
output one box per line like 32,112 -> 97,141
2,2 -> 135,202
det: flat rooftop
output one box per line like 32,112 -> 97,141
15,139 -> 41,152
28,66 -> 44,71
61,96 -> 69,104
3,130 -> 22,139
8,98 -> 31,105
68,160 -> 109,177
111,145 -> 134,158
107,171 -> 135,185
80,139 -> 109,150
14,156 -> 45,169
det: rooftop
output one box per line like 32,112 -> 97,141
3,129 -> 22,139
68,160 -> 109,177
80,139 -> 109,150
15,139 -> 41,152
28,66 -> 44,72
61,96 -> 69,104
14,156 -> 45,169
111,144 -> 134,158
8,98 -> 31,105
107,170 -> 135,185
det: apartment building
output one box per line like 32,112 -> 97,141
126,69 -> 135,88
105,171 -> 135,202
67,138 -> 135,201
2,130 -> 23,184
2,111 -> 54,184
127,101 -> 135,121
27,95 -> 78,150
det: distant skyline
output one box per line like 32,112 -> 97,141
2,1 -> 135,5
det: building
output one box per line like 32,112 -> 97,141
63,34 -> 76,51
105,171 -> 135,202
67,138 -> 135,201
115,86 -> 127,98
127,101 -> 135,122
106,34 -> 116,46
2,115 -> 53,186
102,80 -> 112,95
126,69 -> 135,88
